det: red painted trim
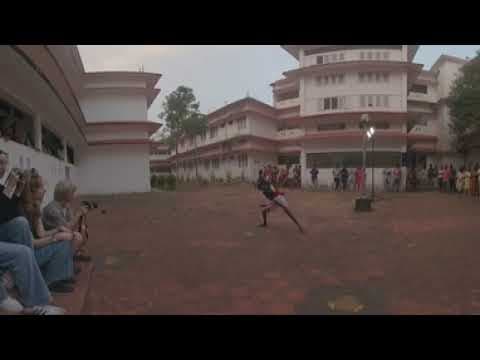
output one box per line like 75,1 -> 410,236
87,139 -> 151,146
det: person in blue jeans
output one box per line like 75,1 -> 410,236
0,150 -> 65,314
17,169 -> 75,293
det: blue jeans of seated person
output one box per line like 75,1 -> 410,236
0,241 -> 51,307
0,217 -> 33,248
35,240 -> 74,285
0,216 -> 74,285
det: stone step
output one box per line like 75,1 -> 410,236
0,261 -> 94,316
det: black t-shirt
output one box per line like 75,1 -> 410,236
0,184 -> 22,225
257,177 -> 276,201
310,168 -> 319,178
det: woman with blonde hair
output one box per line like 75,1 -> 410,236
18,169 -> 75,293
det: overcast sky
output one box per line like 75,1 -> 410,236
78,45 -> 479,123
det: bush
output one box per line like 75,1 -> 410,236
226,171 -> 232,184
157,175 -> 165,189
166,174 -> 176,191
150,175 -> 157,188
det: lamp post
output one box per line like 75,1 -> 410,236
355,114 -> 374,212
366,126 -> 376,201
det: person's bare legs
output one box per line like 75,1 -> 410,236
274,201 -> 304,233
258,207 -> 269,227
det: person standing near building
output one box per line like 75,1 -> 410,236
427,164 -> 435,187
464,166 -> 471,196
310,166 -> 319,188
449,164 -> 456,193
393,165 -> 401,192
340,167 -> 349,192
332,167 -> 340,192
442,165 -> 451,192
438,165 -> 444,192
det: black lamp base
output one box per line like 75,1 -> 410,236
354,197 -> 372,212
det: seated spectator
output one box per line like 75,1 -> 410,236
19,170 -> 75,293
0,150 -> 66,314
42,180 -> 91,262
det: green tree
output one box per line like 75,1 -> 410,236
447,51 -> 480,163
158,86 -> 202,176
183,112 -> 208,179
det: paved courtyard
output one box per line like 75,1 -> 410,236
81,184 -> 480,315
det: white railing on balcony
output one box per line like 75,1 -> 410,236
275,98 -> 300,109
408,92 -> 437,104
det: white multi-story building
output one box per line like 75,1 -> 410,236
0,45 -> 162,203
172,45 -> 470,190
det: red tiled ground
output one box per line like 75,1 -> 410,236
80,185 -> 480,315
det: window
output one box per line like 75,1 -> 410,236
316,56 -> 324,65
324,98 -> 331,110
376,95 -> 382,107
332,54 -> 337,62
67,146 -> 75,165
359,73 -> 365,83
238,154 -> 248,168
411,84 -> 428,94
212,159 -> 220,169
318,98 -> 324,111
317,123 -> 346,131
383,95 -> 389,107
375,52 -> 381,60
324,76 -> 329,85
338,74 -> 345,84
360,95 -> 366,108
204,160 -> 210,170
316,76 -> 323,86
360,52 -> 365,60
210,127 -> 217,139
339,96 -> 346,109
374,121 -> 390,130
331,97 -> 338,110
200,132 -> 206,142
367,72 -> 373,83
339,53 -> 344,61
331,75 -> 336,84
367,52 -> 373,60
237,118 -> 247,130
376,73 -> 381,82
324,55 -> 329,63
383,73 -> 389,82
383,52 -> 390,60
41,126 -> 64,161
367,96 -> 374,107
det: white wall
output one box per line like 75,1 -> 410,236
301,70 -> 406,116
0,139 -> 78,206
80,93 -> 148,121
77,144 -> 150,195
248,115 -> 277,139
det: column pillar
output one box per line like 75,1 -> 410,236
34,116 -> 42,151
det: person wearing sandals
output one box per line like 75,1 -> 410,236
42,180 -> 91,263
18,170 -> 76,294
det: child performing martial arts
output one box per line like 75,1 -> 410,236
256,170 -> 304,233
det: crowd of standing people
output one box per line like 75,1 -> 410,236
424,163 -> 480,195
262,164 -> 302,189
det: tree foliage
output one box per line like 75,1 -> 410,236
447,50 -> 480,157
157,86 -> 207,178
